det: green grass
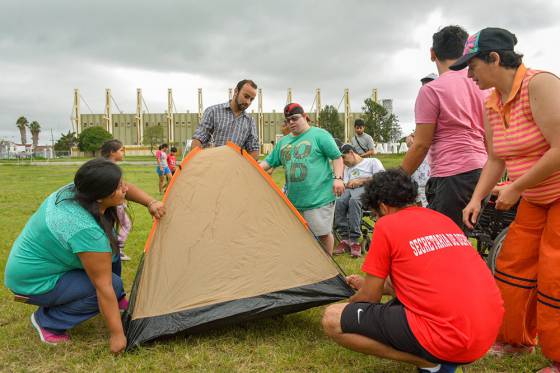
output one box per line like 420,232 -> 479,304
0,157 -> 549,372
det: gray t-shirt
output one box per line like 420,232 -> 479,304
351,133 -> 375,155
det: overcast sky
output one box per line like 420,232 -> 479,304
1,0 -> 559,144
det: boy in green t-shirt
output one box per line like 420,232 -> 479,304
260,103 -> 345,255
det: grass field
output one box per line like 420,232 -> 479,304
0,154 -> 548,372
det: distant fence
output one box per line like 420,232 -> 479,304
0,151 -> 70,160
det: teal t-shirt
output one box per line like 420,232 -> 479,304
265,127 -> 341,210
4,185 -> 112,295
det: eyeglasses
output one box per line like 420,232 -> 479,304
286,114 -> 302,123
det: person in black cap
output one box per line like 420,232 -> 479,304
351,119 -> 375,158
260,102 -> 345,255
455,28 -> 560,371
333,143 -> 384,257
400,25 -> 487,231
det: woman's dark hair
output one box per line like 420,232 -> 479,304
476,50 -> 523,69
170,146 -> 177,153
159,143 -> 169,150
432,25 -> 468,61
100,139 -> 123,158
361,168 -> 418,212
73,158 -> 122,255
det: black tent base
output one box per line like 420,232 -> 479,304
124,274 -> 353,350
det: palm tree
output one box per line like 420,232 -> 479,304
29,121 -> 41,149
16,116 -> 29,145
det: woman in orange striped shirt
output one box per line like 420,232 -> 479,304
452,28 -> 560,372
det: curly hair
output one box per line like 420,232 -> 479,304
361,168 -> 418,212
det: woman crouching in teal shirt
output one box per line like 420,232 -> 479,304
5,158 -> 131,354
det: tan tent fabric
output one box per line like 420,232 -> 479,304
132,145 -> 340,320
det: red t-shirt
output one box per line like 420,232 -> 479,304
362,206 -> 503,362
167,154 -> 177,172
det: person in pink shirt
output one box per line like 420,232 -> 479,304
401,25 -> 487,230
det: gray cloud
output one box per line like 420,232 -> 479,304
1,0 -> 559,143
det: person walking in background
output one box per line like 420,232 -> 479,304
351,119 -> 375,158
156,143 -> 171,194
191,79 -> 260,160
167,146 -> 178,175
457,27 -> 560,372
401,25 -> 487,230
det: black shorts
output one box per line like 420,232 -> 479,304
340,298 -> 451,364
425,168 -> 482,231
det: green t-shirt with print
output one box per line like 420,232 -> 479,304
266,127 -> 341,211
4,185 -> 112,295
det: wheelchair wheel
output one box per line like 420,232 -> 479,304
486,226 -> 509,274
361,236 -> 371,254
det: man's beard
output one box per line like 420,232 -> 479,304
236,98 -> 248,111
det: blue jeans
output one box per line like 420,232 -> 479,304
25,269 -> 125,334
334,188 -> 364,242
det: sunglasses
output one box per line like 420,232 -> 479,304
286,114 -> 302,123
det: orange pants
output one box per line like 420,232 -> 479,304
495,197 -> 560,361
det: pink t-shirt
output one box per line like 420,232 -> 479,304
415,70 -> 487,177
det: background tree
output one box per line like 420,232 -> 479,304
361,98 -> 402,143
54,131 -> 78,152
77,126 -> 112,156
142,125 -> 164,154
29,121 -> 41,149
16,116 -> 28,145
318,105 -> 344,141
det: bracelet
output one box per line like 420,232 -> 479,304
333,176 -> 343,180
147,200 -> 158,208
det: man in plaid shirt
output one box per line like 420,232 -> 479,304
192,79 -> 260,160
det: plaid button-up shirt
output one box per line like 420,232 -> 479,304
193,102 -> 259,152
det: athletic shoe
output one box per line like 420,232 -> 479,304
120,252 -> 131,261
334,240 -> 350,255
350,242 -> 362,258
537,362 -> 560,373
418,363 -> 463,373
118,297 -> 129,311
30,312 -> 70,344
487,341 -> 535,356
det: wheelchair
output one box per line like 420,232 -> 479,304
466,194 -> 518,273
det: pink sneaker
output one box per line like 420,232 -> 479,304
350,242 -> 362,258
537,362 -> 560,373
487,341 -> 535,356
118,297 -> 129,311
334,240 -> 350,255
30,313 -> 70,344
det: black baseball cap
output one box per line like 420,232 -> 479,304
449,27 -> 517,71
284,103 -> 305,118
339,143 -> 356,154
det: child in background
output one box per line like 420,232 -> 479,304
167,146 -> 178,175
156,144 -> 171,194
100,139 -> 132,262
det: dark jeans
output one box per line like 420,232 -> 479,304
425,168 -> 482,232
24,269 -> 125,334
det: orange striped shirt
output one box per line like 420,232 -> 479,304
488,65 -> 560,204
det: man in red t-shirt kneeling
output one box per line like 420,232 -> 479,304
322,169 -> 504,373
